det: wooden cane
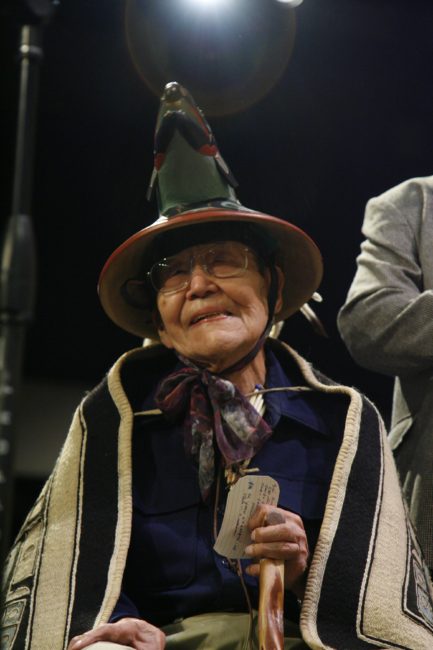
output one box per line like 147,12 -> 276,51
258,510 -> 285,650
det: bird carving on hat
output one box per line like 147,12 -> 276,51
147,82 -> 238,215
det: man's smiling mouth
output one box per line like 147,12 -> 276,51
190,311 -> 232,325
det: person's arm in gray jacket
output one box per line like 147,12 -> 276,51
338,177 -> 433,377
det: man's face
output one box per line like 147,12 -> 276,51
155,240 -> 282,372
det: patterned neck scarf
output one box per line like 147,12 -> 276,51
155,355 -> 272,500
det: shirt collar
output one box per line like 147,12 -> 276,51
263,347 -> 329,436
139,347 -> 329,437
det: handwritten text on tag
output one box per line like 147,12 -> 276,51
213,475 -> 280,559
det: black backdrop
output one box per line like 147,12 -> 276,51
2,0 -> 433,528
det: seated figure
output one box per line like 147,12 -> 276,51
2,83 -> 433,650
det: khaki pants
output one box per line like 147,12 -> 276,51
85,611 -> 308,649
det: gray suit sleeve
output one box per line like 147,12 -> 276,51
338,186 -> 433,377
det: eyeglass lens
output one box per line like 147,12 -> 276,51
151,242 -> 249,293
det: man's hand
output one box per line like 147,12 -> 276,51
244,504 -> 309,598
67,617 -> 166,650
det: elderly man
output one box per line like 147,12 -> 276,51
2,84 -> 433,650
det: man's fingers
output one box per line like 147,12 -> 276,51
248,503 -> 274,530
68,632 -> 93,650
246,505 -> 310,593
251,521 -> 303,543
245,539 -> 302,560
248,505 -> 304,533
265,510 -> 286,527
245,561 -> 260,578
67,618 -> 166,650
68,626 -> 116,649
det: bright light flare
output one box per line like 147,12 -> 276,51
126,0 -> 297,116
276,0 -> 303,6
184,0 -> 230,8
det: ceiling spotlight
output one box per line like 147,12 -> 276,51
183,0 -> 230,8
126,0 -> 297,116
276,0 -> 304,6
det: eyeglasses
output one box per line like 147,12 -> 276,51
149,242 -> 251,295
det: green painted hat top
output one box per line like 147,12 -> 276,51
147,82 -> 240,216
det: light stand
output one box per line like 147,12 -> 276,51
0,0 -> 57,567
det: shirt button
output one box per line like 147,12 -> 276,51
221,558 -> 228,566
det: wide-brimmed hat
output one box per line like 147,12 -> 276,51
98,82 -> 323,339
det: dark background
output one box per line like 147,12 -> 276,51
2,0 -> 433,533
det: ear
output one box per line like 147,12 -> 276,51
152,309 -> 174,350
274,266 -> 285,315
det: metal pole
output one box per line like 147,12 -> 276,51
0,23 -> 44,567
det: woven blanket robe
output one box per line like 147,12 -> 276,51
2,340 -> 433,649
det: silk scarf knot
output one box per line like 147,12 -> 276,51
155,364 -> 272,499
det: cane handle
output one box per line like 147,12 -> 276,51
258,510 -> 285,650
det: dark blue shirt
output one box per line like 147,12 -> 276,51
111,348 -> 346,626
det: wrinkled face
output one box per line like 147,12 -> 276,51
155,241 -> 283,372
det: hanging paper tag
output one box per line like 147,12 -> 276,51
213,475 -> 280,559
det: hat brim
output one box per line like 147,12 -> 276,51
98,207 -> 323,339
